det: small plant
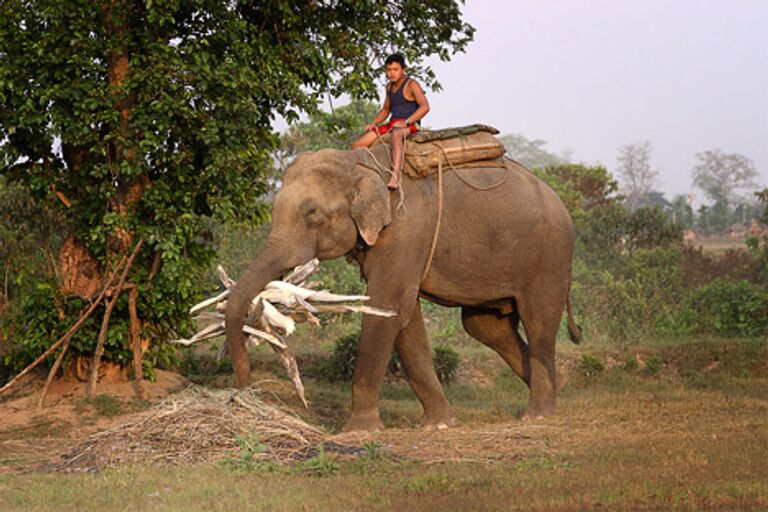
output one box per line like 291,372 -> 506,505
293,446 -> 340,477
221,433 -> 278,473
577,354 -> 605,377
322,331 -> 360,382
643,355 -> 663,376
90,394 -> 123,417
361,441 -> 385,461
433,344 -> 460,384
623,355 -> 639,372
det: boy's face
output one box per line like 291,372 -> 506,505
385,62 -> 405,83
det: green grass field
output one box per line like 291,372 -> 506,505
1,333 -> 767,511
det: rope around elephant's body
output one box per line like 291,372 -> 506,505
355,140 -> 510,284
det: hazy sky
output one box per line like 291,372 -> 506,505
413,0 -> 768,202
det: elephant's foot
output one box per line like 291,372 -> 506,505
341,412 -> 384,433
420,411 -> 458,431
522,403 -> 556,421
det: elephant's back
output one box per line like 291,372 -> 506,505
438,157 -> 573,231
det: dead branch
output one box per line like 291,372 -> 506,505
86,238 -> 144,400
1,250 -> 131,398
171,259 -> 396,407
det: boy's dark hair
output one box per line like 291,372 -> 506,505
385,53 -> 406,68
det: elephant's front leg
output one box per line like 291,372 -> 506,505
343,312 -> 402,432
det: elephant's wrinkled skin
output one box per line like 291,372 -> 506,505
225,145 -> 578,432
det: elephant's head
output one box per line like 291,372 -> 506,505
225,148 -> 391,387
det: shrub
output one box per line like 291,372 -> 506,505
433,344 -> 460,384
321,331 -> 460,383
576,248 -> 685,342
642,356 -> 663,376
684,278 -> 768,337
623,355 -> 639,372
322,331 -> 360,382
577,354 -> 605,376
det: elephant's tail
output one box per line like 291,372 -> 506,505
566,294 -> 582,345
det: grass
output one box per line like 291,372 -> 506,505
1,334 -> 767,510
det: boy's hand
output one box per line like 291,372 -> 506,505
365,123 -> 377,132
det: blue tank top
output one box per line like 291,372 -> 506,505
388,78 -> 419,121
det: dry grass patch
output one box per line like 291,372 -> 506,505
43,386 -> 361,472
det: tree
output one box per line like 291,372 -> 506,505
669,194 -> 694,229
692,149 -> 758,204
499,133 -> 564,170
634,190 -> 670,211
616,141 -> 659,210
533,163 -> 622,216
0,1 -> 473,374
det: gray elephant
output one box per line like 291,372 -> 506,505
225,144 -> 580,432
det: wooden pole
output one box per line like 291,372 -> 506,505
86,239 -> 144,399
0,252 -> 130,397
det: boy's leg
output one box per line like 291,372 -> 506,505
351,130 -> 378,149
388,126 -> 408,189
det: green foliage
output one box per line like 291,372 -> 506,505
88,395 -> 124,417
321,331 -> 460,384
292,446 -> 340,477
669,194 -> 695,229
683,278 -> 768,337
0,1 -> 472,373
361,441 -> 386,462
282,99 -> 380,153
322,331 -> 361,382
315,259 -> 366,297
623,355 -> 639,372
577,354 -> 605,377
533,163 -> 622,216
575,248 -> 687,342
221,433 -> 278,473
433,344 -> 460,384
642,356 -> 663,376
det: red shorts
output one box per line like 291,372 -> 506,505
373,118 -> 419,136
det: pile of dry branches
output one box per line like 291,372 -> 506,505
47,386 -> 360,472
171,259 -> 395,406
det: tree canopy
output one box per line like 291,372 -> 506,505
0,1 -> 474,372
692,149 -> 758,205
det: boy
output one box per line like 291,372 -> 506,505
352,53 -> 430,190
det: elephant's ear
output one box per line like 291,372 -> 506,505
351,166 -> 391,246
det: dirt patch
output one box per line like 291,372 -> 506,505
0,369 -> 188,473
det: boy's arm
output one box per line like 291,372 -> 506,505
404,81 -> 430,126
365,92 -> 391,132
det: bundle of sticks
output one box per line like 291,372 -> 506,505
170,259 -> 395,407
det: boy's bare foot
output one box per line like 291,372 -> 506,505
387,178 -> 399,190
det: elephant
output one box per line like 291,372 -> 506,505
225,143 -> 580,432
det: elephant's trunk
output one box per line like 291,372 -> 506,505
225,236 -> 307,388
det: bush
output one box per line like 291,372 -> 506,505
433,344 -> 460,384
684,278 -> 768,337
322,331 -> 360,382
577,354 -> 605,376
321,331 -> 460,384
575,248 -> 685,342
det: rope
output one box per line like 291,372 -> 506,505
421,159 -> 444,284
419,143 -> 509,283
434,142 -> 509,191
355,137 -> 508,283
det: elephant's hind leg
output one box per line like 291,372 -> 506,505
461,306 -> 531,386
395,300 -> 457,429
515,288 -> 566,418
